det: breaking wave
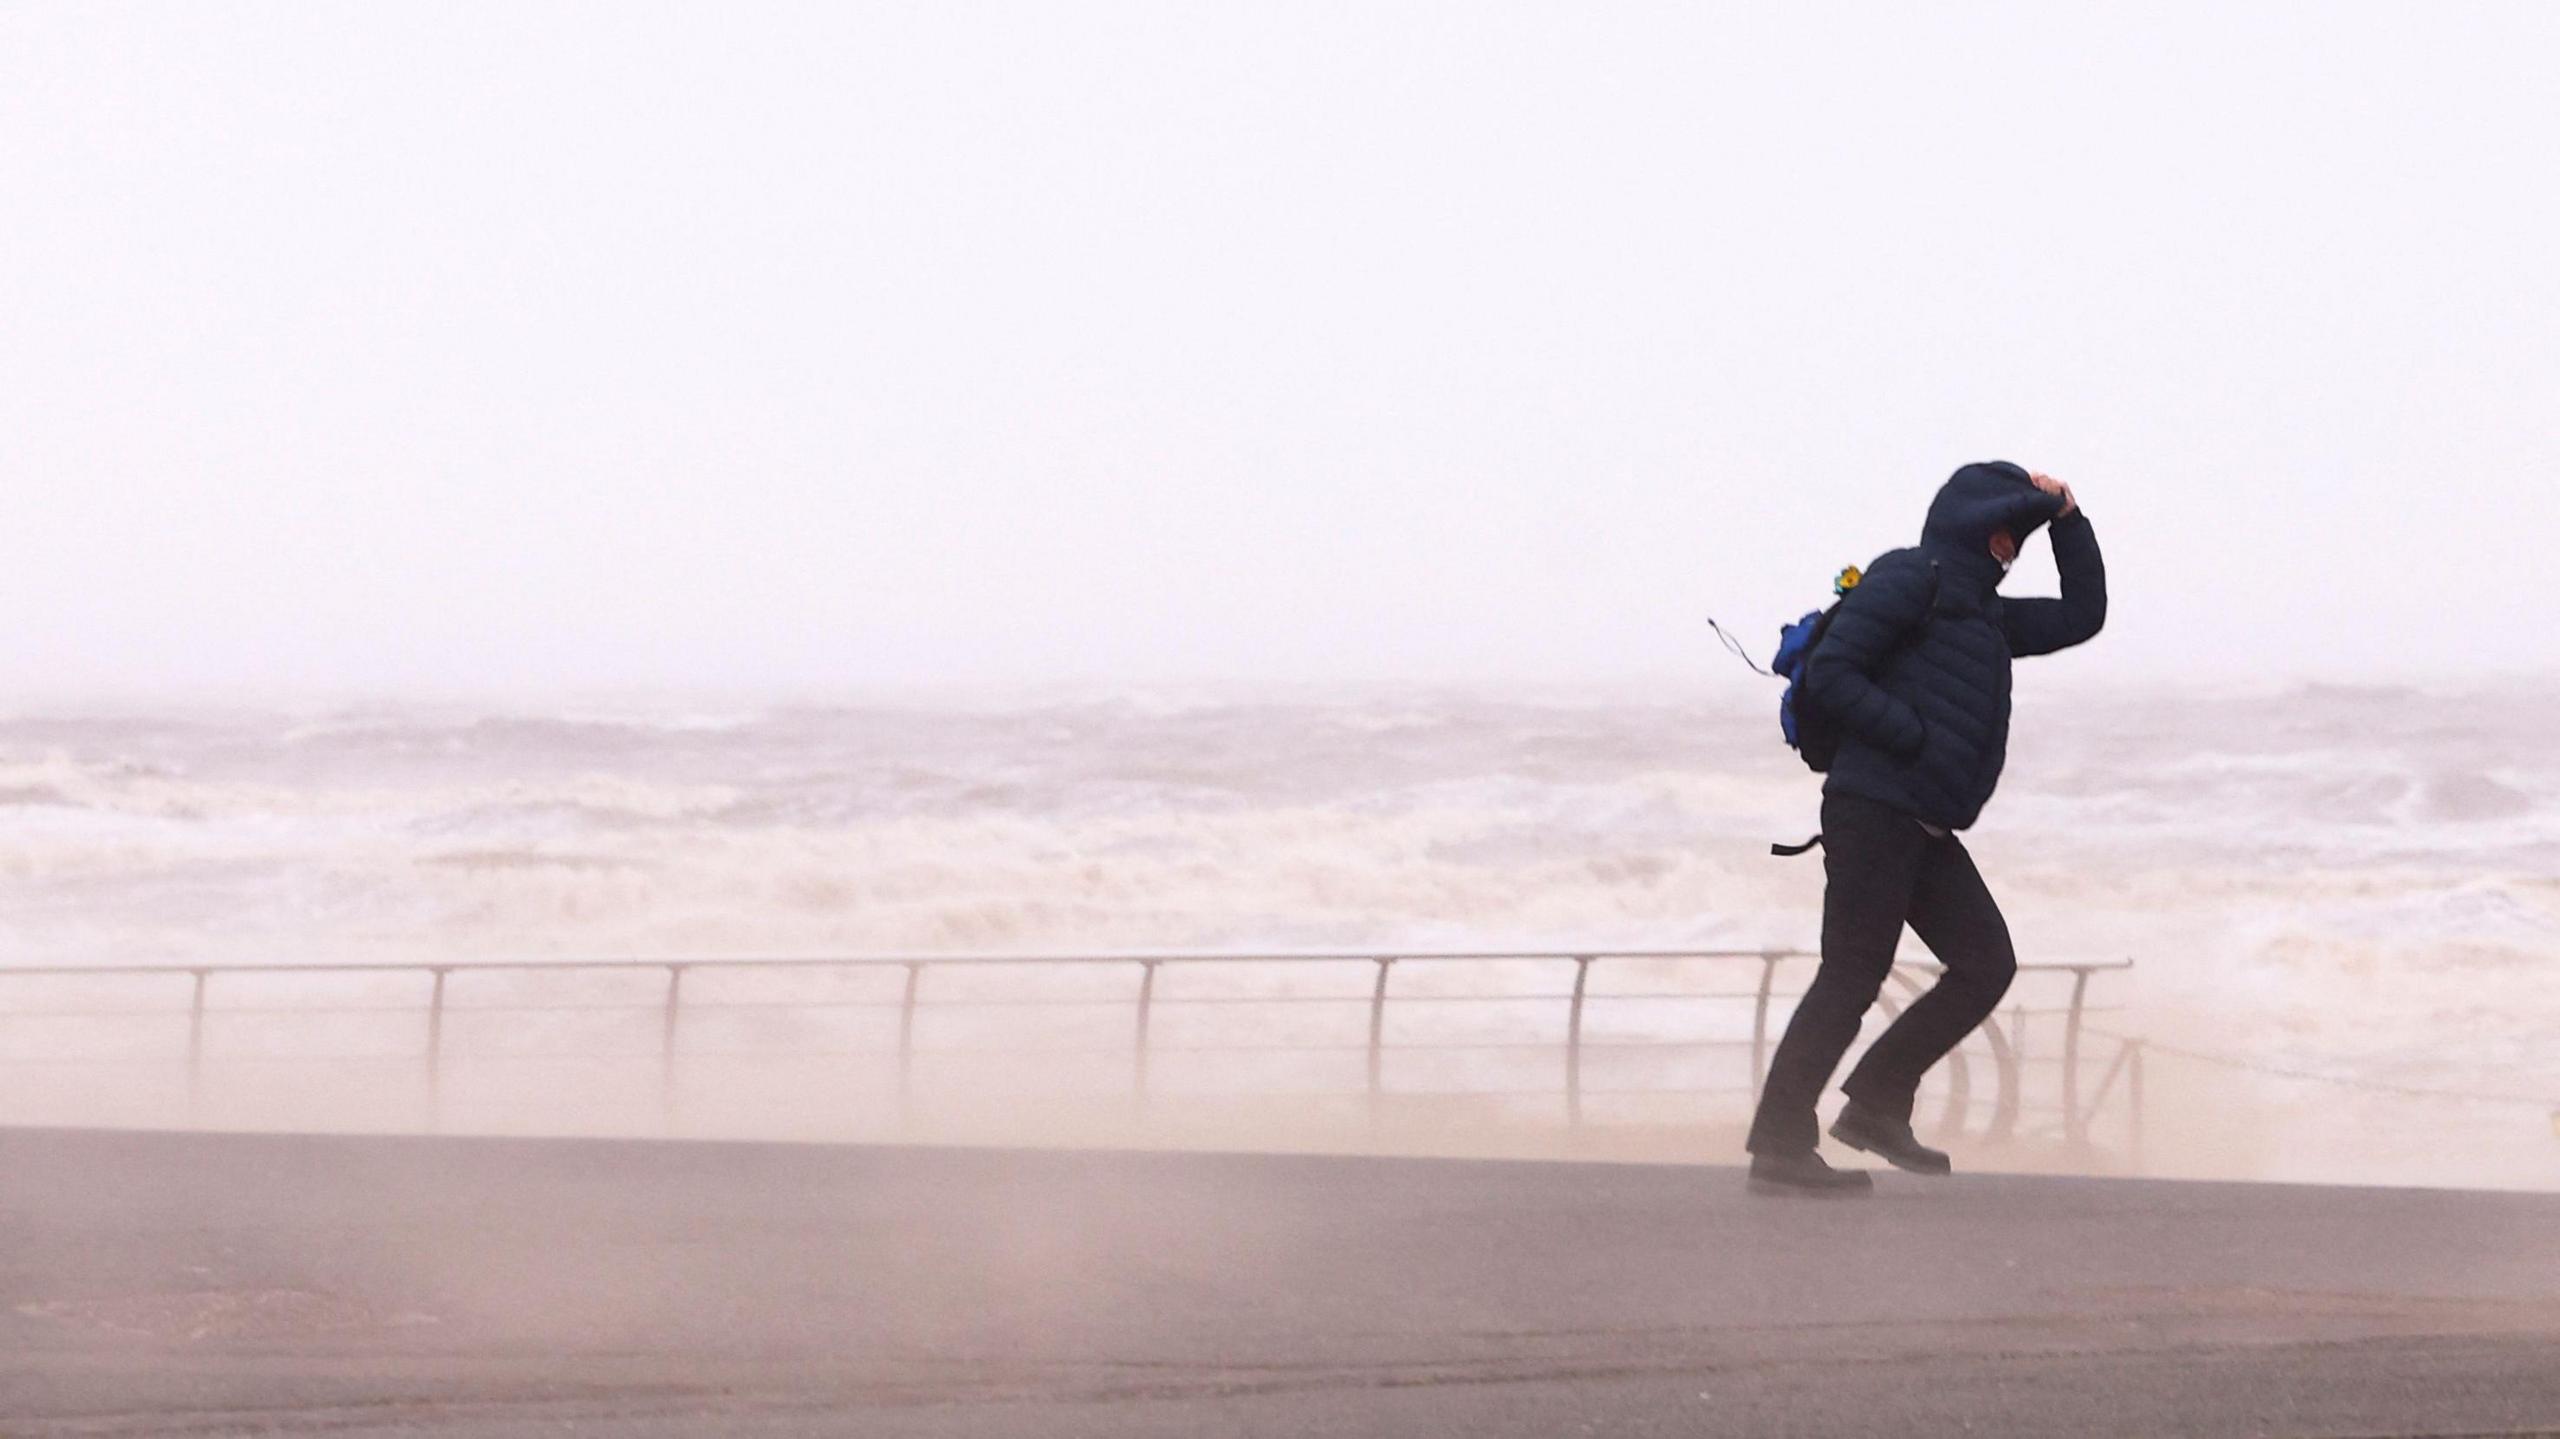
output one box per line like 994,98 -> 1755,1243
1,681 -> 2554,1169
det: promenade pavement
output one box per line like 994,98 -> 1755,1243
4,1127 -> 2558,1436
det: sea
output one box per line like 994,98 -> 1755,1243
3,678 -> 2554,1187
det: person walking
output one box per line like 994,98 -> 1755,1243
1747,461 -> 2107,1195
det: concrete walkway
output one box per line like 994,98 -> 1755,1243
4,1128 -> 2558,1437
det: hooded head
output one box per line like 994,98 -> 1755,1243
1922,461 -> 2067,584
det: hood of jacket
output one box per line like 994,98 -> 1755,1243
1921,460 -> 2068,589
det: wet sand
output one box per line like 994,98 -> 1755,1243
5,1127 -> 2558,1436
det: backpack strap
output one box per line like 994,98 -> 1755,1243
1770,833 -> 1823,857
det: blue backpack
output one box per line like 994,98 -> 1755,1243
1770,567 -> 1865,774
1717,561 -> 1938,775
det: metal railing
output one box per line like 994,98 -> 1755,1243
0,949 -> 2139,1153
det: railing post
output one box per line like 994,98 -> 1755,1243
2061,968 -> 2092,1146
1940,1023 -> 1973,1138
2129,1041 -> 2147,1173
1750,952 -> 1781,1103
185,968 -> 210,1128
661,964 -> 686,1135
1984,1015 -> 2023,1142
897,961 -> 923,1121
1133,959 -> 1159,1110
1367,957 -> 1396,1120
425,967 -> 449,1134
1566,956 -> 1593,1128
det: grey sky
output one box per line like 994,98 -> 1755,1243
6,2 -> 2554,699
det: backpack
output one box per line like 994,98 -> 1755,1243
1737,559 -> 1940,774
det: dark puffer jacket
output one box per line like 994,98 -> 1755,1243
1805,461 -> 2107,830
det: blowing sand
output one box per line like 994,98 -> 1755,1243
5,1126 -> 2558,1436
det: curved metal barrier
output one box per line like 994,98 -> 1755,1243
0,949 -> 2138,1153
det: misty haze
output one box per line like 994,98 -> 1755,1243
4,3 -> 2556,1437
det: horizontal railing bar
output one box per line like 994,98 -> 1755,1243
5,1034 -> 2030,1060
14,1005 -> 685,1019
1574,1088 -> 1817,1099
4,1034 -> 1990,1062
0,1035 -> 2081,1059
205,1004 -> 681,1018
1367,1088 -> 1581,1099
0,983 -> 2129,1019
0,1065 -> 2079,1108
182,1052 -> 657,1064
0,952 -> 1778,978
0,991 -> 1956,1019
0,949 -> 2132,980
99,1034 -> 1781,1060
1571,991 -> 1774,1002
0,1012 -> 200,1022
0,1055 -> 432,1069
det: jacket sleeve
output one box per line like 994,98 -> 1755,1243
2004,510 -> 2107,658
1802,555 -> 1931,758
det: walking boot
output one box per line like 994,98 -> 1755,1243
1746,1150 -> 1874,1197
1829,1101 -> 1953,1175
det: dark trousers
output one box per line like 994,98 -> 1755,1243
1746,791 -> 2018,1156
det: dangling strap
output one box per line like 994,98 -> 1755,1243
1707,618 -> 1773,677
1770,833 -> 1823,857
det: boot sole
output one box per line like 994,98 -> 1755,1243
1829,1124 -> 1954,1176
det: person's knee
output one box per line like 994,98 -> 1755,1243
1973,946 -> 2018,1003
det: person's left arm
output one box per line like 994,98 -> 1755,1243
2004,503 -> 2107,658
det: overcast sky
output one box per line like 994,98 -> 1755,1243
5,2 -> 2554,700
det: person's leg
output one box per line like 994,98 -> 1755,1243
1838,832 -> 2017,1124
1744,793 -> 1929,1157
